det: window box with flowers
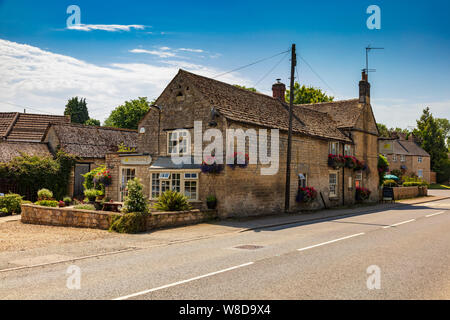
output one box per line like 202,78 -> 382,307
296,186 -> 318,203
227,152 -> 249,169
328,154 -> 345,169
201,156 -> 224,174
355,187 -> 371,201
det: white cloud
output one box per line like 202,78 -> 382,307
178,48 -> 204,53
67,24 -> 145,32
129,48 -> 176,58
0,39 -> 252,122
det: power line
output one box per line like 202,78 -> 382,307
254,50 -> 290,87
212,49 -> 290,79
0,100 -> 60,115
297,54 -> 336,96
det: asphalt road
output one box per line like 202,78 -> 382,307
1,197 -> 449,300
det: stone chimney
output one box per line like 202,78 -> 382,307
359,71 -> 370,104
272,79 -> 286,102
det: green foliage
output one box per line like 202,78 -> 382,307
206,195 -> 217,202
37,188 -> 53,200
383,179 -> 397,187
84,189 -> 98,200
84,118 -> 101,126
233,85 -> 258,92
413,108 -> 449,182
74,204 -> 96,211
390,169 -> 403,180
378,154 -> 390,185
377,123 -> 390,138
0,208 -> 8,215
0,151 -> 77,201
153,190 -> 192,212
117,142 -> 136,153
0,193 -> 23,215
123,178 -> 149,214
109,212 -> 147,234
82,166 -> 106,191
64,97 -> 89,124
104,97 -> 152,129
286,82 -> 334,104
63,197 -> 72,205
35,200 -> 59,207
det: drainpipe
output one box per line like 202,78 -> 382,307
342,166 -> 345,206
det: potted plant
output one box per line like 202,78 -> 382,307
206,195 -> 217,209
328,154 -> 345,169
296,186 -> 318,203
227,152 -> 249,169
201,156 -> 224,174
63,196 -> 72,206
355,187 -> 371,201
58,200 -> 66,208
84,189 -> 98,203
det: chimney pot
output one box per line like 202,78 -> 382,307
272,80 -> 286,102
359,71 -> 370,104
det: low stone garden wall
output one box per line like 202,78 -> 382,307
379,186 -> 428,201
20,204 -> 217,231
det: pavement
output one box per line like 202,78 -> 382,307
0,190 -> 448,299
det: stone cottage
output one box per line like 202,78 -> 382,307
378,132 -> 431,183
43,123 -> 137,198
105,69 -> 379,217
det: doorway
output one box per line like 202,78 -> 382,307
74,163 -> 91,199
119,167 -> 136,201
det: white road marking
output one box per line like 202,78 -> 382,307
113,262 -> 255,300
383,219 -> 416,229
297,233 -> 365,252
426,211 -> 445,218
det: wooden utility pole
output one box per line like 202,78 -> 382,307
285,44 -> 296,212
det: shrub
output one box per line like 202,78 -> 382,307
35,200 -> 59,207
378,154 -> 389,185
63,197 -> 72,206
0,208 -> 8,215
383,179 -> 397,187
0,193 -> 23,215
403,181 -> 428,187
109,212 -> 147,234
123,178 -> 149,214
153,190 -> 191,211
84,189 -> 98,201
37,188 -> 53,201
73,204 -> 96,211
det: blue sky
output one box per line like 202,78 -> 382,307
0,0 -> 449,127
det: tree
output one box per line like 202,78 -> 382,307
233,85 -> 258,92
413,107 -> 449,182
64,97 -> 89,124
436,118 -> 450,149
377,123 -> 390,137
285,83 -> 334,104
104,97 -> 152,130
84,118 -> 100,126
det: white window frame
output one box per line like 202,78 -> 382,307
167,129 -> 190,156
329,142 -> 339,155
298,173 -> 307,189
418,156 -> 423,163
329,171 -> 338,198
355,171 -> 363,188
344,144 -> 352,156
418,169 -> 423,178
150,170 -> 200,201
400,155 -> 406,162
119,166 -> 136,202
393,154 -> 397,162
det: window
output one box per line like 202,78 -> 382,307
355,171 -> 362,188
168,130 -> 190,155
329,172 -> 338,197
418,156 -> 423,163
120,167 -> 136,201
150,171 -> 199,201
298,173 -> 307,188
344,145 -> 352,156
329,142 -> 339,155
393,154 -> 397,162
418,169 -> 423,178
400,155 -> 406,162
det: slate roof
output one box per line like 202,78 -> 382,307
0,112 -> 70,142
48,123 -> 138,158
150,156 -> 201,170
178,70 -> 351,142
0,141 -> 51,163
380,138 -> 430,157
300,99 -> 362,129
